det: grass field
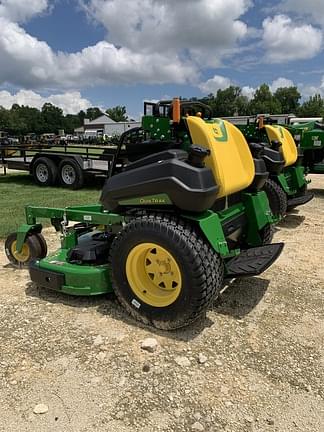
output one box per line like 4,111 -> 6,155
0,171 -> 102,238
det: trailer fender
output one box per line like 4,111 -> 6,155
30,153 -> 84,170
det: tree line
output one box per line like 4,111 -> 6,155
0,84 -> 323,136
0,104 -> 129,136
199,84 -> 324,118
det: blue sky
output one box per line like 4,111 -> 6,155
0,0 -> 323,118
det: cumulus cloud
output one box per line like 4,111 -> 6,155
239,77 -> 324,100
0,90 -> 92,113
0,17 -> 196,88
270,77 -> 295,92
263,15 -> 322,63
198,75 -> 233,94
83,0 -> 251,67
199,76 -> 297,99
241,86 -> 255,100
299,75 -> 324,98
0,0 -> 49,23
278,0 -> 324,27
0,0 -> 253,90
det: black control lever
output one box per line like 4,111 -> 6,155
271,140 -> 282,151
188,145 -> 210,168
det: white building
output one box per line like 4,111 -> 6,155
75,113 -> 141,138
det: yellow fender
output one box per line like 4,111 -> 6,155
186,116 -> 255,198
265,125 -> 298,167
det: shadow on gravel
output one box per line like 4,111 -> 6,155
311,187 -> 324,198
278,213 -> 305,229
25,276 -> 269,341
214,277 -> 269,319
25,281 -> 114,309
25,281 -> 215,341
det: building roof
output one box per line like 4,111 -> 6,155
84,113 -> 116,125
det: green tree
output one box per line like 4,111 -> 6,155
106,105 -> 128,122
298,94 -> 324,117
249,84 -> 282,115
0,106 -> 10,131
78,110 -> 86,124
41,103 -> 64,133
274,87 -> 301,114
86,107 -> 102,121
201,87 -> 250,117
63,114 -> 83,134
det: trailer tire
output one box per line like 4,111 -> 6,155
263,178 -> 287,218
32,157 -> 58,186
109,213 -> 224,330
58,159 -> 84,189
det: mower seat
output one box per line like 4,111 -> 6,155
185,117 -> 255,198
264,125 -> 298,167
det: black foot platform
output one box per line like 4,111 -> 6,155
287,193 -> 314,209
225,243 -> 284,278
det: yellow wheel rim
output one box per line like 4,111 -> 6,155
11,240 -> 30,263
126,243 -> 182,307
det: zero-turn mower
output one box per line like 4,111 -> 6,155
5,98 -> 283,330
285,119 -> 324,174
237,117 -> 313,218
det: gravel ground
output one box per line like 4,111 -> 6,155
0,175 -> 323,432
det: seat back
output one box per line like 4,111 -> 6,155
264,125 -> 298,167
186,117 -> 255,198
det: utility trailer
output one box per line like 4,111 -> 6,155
0,136 -> 135,189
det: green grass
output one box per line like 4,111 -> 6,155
0,172 -> 102,238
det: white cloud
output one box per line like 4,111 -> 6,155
0,0 -> 254,90
299,76 -> 324,99
0,90 -> 92,113
83,0 -> 252,68
0,0 -> 49,23
278,0 -> 324,27
199,75 -> 233,94
263,15 -> 322,63
235,78 -> 296,101
199,77 -> 297,98
197,74 -> 324,102
241,86 -> 255,100
0,17 -> 196,88
270,77 -> 294,92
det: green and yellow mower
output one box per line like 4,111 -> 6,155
237,116 -> 313,218
5,99 -> 283,330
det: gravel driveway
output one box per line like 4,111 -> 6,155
0,175 -> 323,432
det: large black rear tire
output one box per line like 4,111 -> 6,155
259,224 -> 274,245
263,178 -> 287,218
109,213 -> 224,330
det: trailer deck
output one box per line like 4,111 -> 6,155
0,143 -> 124,188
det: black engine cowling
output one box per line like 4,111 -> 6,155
100,149 -> 219,213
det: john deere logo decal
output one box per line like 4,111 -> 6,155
213,119 -> 228,142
